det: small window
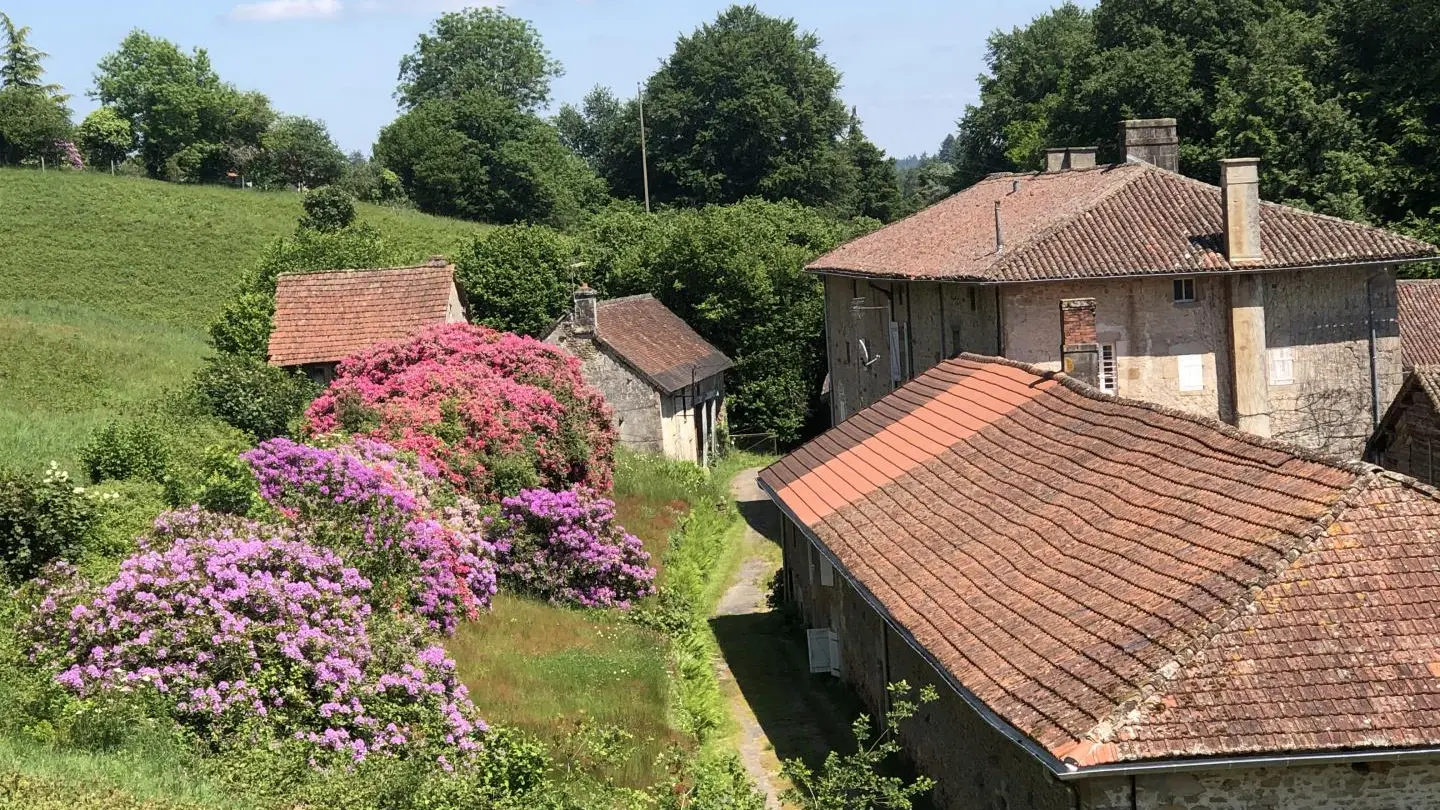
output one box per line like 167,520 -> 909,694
819,555 -> 835,587
1173,278 -> 1196,304
1099,344 -> 1118,394
1268,346 -> 1295,386
1178,354 -> 1205,391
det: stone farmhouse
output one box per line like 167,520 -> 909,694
267,258 -> 466,383
762,354 -> 1440,810
813,119 -> 1438,457
547,287 -> 732,465
1369,279 -> 1440,484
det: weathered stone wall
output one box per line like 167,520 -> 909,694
546,330 -> 663,455
1375,378 -> 1440,485
659,374 -> 724,464
1079,759 -> 1440,809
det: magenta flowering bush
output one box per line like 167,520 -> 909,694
25,516 -> 488,763
242,438 -> 496,634
490,487 -> 656,609
304,323 -> 616,501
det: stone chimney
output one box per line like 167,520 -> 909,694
1220,158 -> 1263,265
1120,118 -> 1179,172
572,285 -> 599,337
1059,298 -> 1101,389
1067,147 -> 1097,170
1044,149 -> 1067,173
427,254 -> 449,268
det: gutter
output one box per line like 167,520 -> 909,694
807,256 -> 1437,286
758,476 -> 1440,784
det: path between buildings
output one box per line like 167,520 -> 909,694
713,469 -> 856,809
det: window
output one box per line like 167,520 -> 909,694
819,555 -> 835,587
1173,278 -> 1196,304
1099,344 -> 1118,394
1178,354 -> 1205,391
807,628 -> 841,676
888,321 -> 909,388
1268,346 -> 1295,386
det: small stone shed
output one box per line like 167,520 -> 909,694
762,354 -> 1440,810
1369,278 -> 1440,484
267,258 -> 466,383
547,288 -> 732,465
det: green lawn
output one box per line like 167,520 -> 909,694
0,168 -> 488,471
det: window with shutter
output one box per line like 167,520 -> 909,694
1178,354 -> 1205,391
807,629 -> 832,674
819,555 -> 835,587
888,322 -> 902,387
1268,346 -> 1295,386
1099,344 -> 1118,394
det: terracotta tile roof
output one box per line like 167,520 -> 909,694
268,264 -> 461,367
761,355 -> 1440,768
808,163 -> 1438,281
1397,279 -> 1440,368
593,295 -> 732,393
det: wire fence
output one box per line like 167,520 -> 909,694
728,432 -> 778,457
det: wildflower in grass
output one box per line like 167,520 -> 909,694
305,323 -> 616,501
25,518 -> 489,764
490,486 -> 656,609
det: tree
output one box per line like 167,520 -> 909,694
454,225 -> 580,337
76,106 -> 134,167
258,115 -> 346,188
337,151 -> 407,204
0,12 -> 61,97
375,87 -> 605,226
642,5 -> 857,209
842,113 -> 903,222
299,186 -> 357,233
0,86 -> 70,165
554,86 -> 646,202
397,7 -> 562,113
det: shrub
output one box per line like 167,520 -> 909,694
300,185 -> 358,233
305,323 -> 615,501
26,516 -> 490,765
193,354 -> 320,440
242,438 -> 497,633
490,487 -> 655,609
162,442 -> 261,516
81,420 -> 168,484
455,224 -> 579,337
0,465 -> 101,582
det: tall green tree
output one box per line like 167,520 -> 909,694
642,5 -> 858,209
0,12 -> 60,97
554,86 -> 646,202
0,86 -> 70,165
842,113 -> 903,222
257,115 -> 346,189
397,7 -> 562,112
75,106 -> 134,167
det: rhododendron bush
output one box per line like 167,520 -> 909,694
25,513 -> 487,764
491,487 -> 655,609
305,324 -> 615,501
242,438 -> 496,634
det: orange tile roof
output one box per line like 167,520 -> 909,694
762,355 -> 1440,768
808,163 -> 1438,281
268,264 -> 460,367
593,295 -> 732,393
1398,279 -> 1440,368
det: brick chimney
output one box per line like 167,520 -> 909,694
1120,119 -> 1179,172
1060,298 -> 1101,389
1220,158 -> 1263,265
572,284 -> 599,337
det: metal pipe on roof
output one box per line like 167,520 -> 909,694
994,200 -> 1005,255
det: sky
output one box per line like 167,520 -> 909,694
3,0 -> 1082,159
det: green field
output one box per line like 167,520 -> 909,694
0,168 -> 487,471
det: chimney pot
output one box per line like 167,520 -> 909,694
1220,157 -> 1263,265
1120,118 -> 1179,172
573,284 -> 599,336
1044,148 -> 1068,173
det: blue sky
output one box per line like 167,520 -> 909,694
4,0 -> 1080,159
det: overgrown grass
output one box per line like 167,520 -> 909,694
0,736 -> 243,810
0,168 -> 488,471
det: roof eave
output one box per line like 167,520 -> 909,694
1058,744 -> 1440,780
807,255 -> 1439,285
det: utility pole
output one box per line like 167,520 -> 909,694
638,82 -> 651,214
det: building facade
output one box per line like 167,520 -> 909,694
547,289 -> 732,465
765,355 -> 1440,810
814,121 -> 1435,458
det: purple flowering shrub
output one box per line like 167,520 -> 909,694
25,514 -> 488,764
242,438 -> 496,634
490,487 -> 656,609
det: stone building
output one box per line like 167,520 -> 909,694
762,354 -> 1440,810
546,288 -> 732,465
812,119 -> 1438,457
1369,279 -> 1440,483
267,258 -> 465,383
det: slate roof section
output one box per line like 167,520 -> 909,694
761,355 -> 1440,768
268,264 -> 461,367
593,295 -> 732,393
808,163 -> 1439,281
1397,279 -> 1440,368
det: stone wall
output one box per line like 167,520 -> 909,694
1079,760 -> 1440,809
547,330 -> 663,455
659,374 -> 724,464
1375,377 -> 1440,486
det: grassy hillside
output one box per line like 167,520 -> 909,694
0,168 -> 488,470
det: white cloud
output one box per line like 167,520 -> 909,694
230,0 -> 345,22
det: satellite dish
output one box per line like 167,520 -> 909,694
858,339 -> 881,368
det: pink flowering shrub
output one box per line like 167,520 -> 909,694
242,438 -> 496,634
25,517 -> 487,764
305,323 -> 615,501
490,487 -> 656,609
